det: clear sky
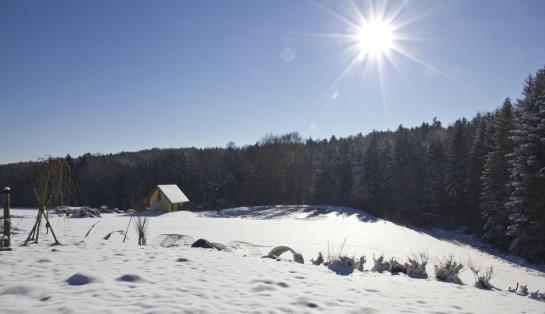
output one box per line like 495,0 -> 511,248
1,0 -> 544,164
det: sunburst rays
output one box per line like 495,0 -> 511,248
297,0 -> 453,111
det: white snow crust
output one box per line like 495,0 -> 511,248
0,205 -> 543,313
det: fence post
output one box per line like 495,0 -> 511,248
3,187 -> 10,249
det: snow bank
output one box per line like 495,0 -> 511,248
0,206 -> 543,313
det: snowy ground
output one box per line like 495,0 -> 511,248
0,206 -> 544,313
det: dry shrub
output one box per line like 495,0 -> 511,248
311,252 -> 325,265
509,283 -> 529,296
371,254 -> 390,273
434,255 -> 464,284
356,256 -> 366,272
406,252 -> 429,279
468,259 -> 495,290
529,290 -> 545,302
388,258 -> 407,274
326,256 -> 356,276
323,239 -> 357,276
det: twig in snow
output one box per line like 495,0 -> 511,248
103,230 -> 125,240
84,221 -> 101,238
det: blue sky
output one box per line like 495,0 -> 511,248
1,0 -> 544,164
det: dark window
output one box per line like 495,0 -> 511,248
157,192 -> 161,201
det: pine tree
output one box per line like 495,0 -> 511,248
350,142 -> 366,207
364,132 -> 383,213
391,126 -> 412,222
445,119 -> 470,228
421,131 -> 448,225
506,69 -> 545,262
480,99 -> 514,249
378,138 -> 395,213
465,114 -> 491,233
312,142 -> 342,204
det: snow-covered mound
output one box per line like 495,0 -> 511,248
0,206 -> 543,313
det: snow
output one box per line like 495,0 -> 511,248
1,205 -> 544,313
157,185 -> 189,204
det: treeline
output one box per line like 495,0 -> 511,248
1,67 -> 544,263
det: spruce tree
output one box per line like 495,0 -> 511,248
480,99 -> 514,249
422,131 -> 448,225
465,114 -> 491,233
445,119 -> 470,228
506,68 -> 545,262
350,142 -> 366,207
363,132 -> 383,213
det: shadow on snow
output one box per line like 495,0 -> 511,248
199,204 -> 379,223
415,227 -> 545,276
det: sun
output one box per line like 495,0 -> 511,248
356,19 -> 394,58
302,1 -> 452,110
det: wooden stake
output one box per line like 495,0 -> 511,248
2,187 -> 11,250
24,221 -> 37,246
34,208 -> 42,243
123,214 -> 133,243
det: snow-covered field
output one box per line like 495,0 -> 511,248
1,206 -> 544,313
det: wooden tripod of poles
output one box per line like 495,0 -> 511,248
24,189 -> 60,246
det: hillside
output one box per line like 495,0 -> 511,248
0,206 -> 543,313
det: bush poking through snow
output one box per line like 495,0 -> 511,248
326,256 -> 356,276
320,239 -> 357,275
371,253 -> 427,277
371,254 -> 390,273
468,259 -> 495,290
405,252 -> 429,279
508,283 -> 545,301
434,256 -> 464,284
388,258 -> 407,274
311,252 -> 324,265
356,256 -> 366,272
529,290 -> 545,302
509,283 -> 530,296
518,284 -> 529,296
133,215 -> 149,246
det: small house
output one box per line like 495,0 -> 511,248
145,184 -> 189,212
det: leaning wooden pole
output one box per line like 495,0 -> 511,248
34,208 -> 43,244
2,187 -> 11,250
41,209 -> 59,245
24,221 -> 38,246
123,214 -> 133,243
